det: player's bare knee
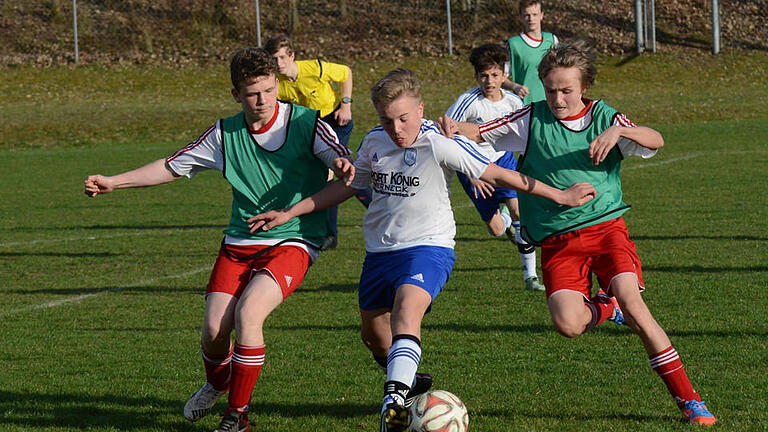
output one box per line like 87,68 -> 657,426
551,317 -> 585,338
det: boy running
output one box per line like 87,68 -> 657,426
84,47 -> 354,432
248,69 -> 596,432
438,40 -> 717,426
504,0 -> 558,104
446,43 -> 544,291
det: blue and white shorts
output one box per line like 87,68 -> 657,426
358,245 -> 455,311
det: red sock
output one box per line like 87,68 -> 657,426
203,346 -> 232,391
584,297 -> 614,331
650,346 -> 700,407
228,344 -> 266,410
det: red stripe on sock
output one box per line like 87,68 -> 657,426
228,344 -> 266,410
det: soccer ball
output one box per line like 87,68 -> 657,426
409,390 -> 469,432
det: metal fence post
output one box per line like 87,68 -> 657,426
254,0 -> 262,47
712,0 -> 720,54
649,0 -> 656,52
634,0 -> 644,54
446,0 -> 453,56
73,0 -> 79,63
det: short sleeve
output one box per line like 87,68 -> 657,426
165,122 -> 223,178
320,61 -> 349,84
613,113 -> 657,159
432,135 -> 489,180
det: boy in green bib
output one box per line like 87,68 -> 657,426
438,40 -> 717,426
504,0 -> 558,104
84,47 -> 354,432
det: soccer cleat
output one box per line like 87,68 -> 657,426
184,382 -> 226,422
404,372 -> 433,407
524,276 -> 546,292
595,289 -> 625,325
380,402 -> 410,432
682,400 -> 716,426
214,408 -> 250,432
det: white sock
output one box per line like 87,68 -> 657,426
386,337 -> 421,395
512,221 -> 537,279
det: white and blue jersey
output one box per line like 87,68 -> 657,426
446,87 -> 525,220
445,86 -> 523,163
350,119 -> 489,253
350,119 -> 488,310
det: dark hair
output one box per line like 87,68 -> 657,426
370,68 -> 422,109
538,39 -> 598,90
264,35 -> 294,56
469,43 -> 509,75
229,47 -> 278,89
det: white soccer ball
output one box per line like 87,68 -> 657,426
409,390 -> 469,432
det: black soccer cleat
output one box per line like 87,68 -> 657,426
404,372 -> 433,408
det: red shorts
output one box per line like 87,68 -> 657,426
206,243 -> 312,300
541,217 -> 645,298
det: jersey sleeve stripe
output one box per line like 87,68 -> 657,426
448,88 -> 481,121
479,105 -> 532,134
453,135 -> 491,164
166,122 -> 217,162
615,113 -> 637,128
316,121 -> 350,156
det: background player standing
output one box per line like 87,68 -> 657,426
438,40 -> 717,426
248,68 -> 596,432
266,35 -> 372,250
445,43 -> 544,291
84,47 -> 354,432
504,0 -> 558,103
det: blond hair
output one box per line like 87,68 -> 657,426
370,68 -> 422,109
538,39 -> 598,90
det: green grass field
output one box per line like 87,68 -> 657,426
1,51 -> 767,431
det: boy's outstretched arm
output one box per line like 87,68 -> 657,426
248,180 -> 358,233
479,163 -> 596,207
84,159 -> 180,197
590,125 -> 664,165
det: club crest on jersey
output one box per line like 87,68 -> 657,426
404,148 -> 417,166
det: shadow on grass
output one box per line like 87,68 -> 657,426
0,391 -> 199,431
0,391 -> 377,430
477,406 -> 670,423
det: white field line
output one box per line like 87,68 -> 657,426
0,227 -> 215,248
0,266 -> 210,318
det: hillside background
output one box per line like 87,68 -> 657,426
2,0 -> 767,66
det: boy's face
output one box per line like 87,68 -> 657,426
376,94 -> 424,148
542,67 -> 586,120
231,74 -> 279,123
521,4 -> 543,34
475,65 -> 506,101
272,47 -> 294,75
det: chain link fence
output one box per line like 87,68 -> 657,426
2,0 -> 766,66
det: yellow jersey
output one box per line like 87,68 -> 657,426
277,59 -> 349,117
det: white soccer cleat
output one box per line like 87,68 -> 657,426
184,382 -> 226,422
